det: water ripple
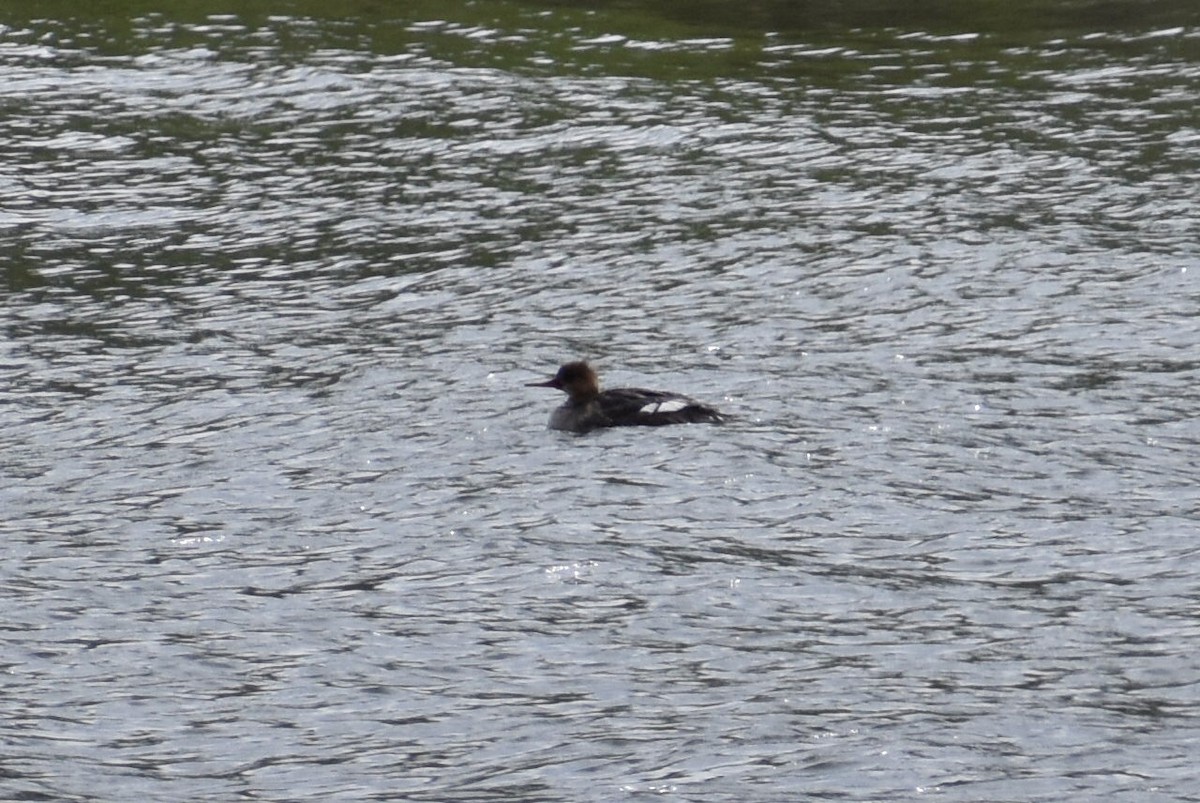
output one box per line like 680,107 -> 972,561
2,10 -> 1198,802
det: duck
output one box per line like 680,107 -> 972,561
527,361 -> 725,433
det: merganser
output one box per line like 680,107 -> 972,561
527,361 -> 725,433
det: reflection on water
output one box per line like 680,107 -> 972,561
2,4 -> 1198,801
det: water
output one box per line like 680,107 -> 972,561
2,3 -> 1199,801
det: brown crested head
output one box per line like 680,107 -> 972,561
527,361 -> 600,401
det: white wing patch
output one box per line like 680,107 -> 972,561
640,399 -> 689,415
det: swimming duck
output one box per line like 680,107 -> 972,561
527,361 -> 725,433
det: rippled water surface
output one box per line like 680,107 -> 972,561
3,3 -> 1199,801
